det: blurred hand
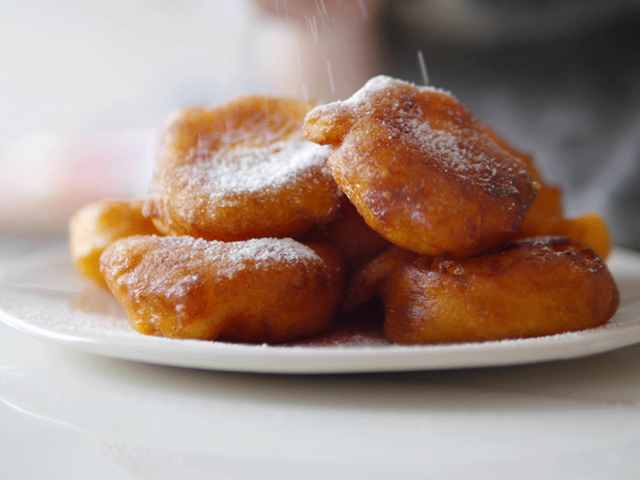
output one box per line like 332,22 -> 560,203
250,0 -> 387,101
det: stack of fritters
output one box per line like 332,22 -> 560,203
69,76 -> 619,345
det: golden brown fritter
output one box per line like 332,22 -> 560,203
299,196 -> 393,275
378,237 -> 619,344
304,75 -> 538,258
517,191 -> 612,260
100,235 -> 345,343
69,199 -> 160,287
340,246 -> 413,313
556,213 -> 611,260
144,95 -> 342,242
499,141 -> 612,259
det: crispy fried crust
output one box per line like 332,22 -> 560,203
299,196 -> 393,275
379,237 -> 620,344
304,75 -> 538,257
144,96 -> 342,242
69,199 -> 159,287
100,235 -> 345,343
517,189 -> 612,260
509,144 -> 612,259
341,247 -> 412,313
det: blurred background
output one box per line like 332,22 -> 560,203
1,0 -> 639,249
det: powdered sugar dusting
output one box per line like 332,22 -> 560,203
127,236 -> 321,278
338,75 -> 450,109
183,138 -> 331,198
403,113 -> 522,194
108,236 -> 324,324
311,75 -> 524,196
213,237 -> 322,272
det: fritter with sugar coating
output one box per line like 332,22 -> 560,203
143,96 -> 341,241
341,246 -> 411,313
100,235 -> 345,343
299,196 -> 393,275
304,75 -> 538,258
69,199 -> 160,287
378,237 -> 619,345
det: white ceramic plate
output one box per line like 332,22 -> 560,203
1,246 -> 639,374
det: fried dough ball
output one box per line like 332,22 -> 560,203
557,213 -> 611,261
304,75 -> 538,258
518,193 -> 612,260
502,143 -> 612,259
69,199 -> 160,287
514,176 -> 611,259
378,237 -> 619,345
143,96 -> 342,242
299,196 -> 393,274
100,235 -> 345,343
341,247 -> 412,313
518,183 -> 564,236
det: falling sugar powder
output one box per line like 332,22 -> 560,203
356,0 -> 369,18
317,0 -> 328,16
327,60 -> 335,93
417,49 -> 429,85
306,14 -> 319,44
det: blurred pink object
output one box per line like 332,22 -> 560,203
0,129 -> 156,234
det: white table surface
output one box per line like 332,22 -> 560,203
2,236 -> 640,480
